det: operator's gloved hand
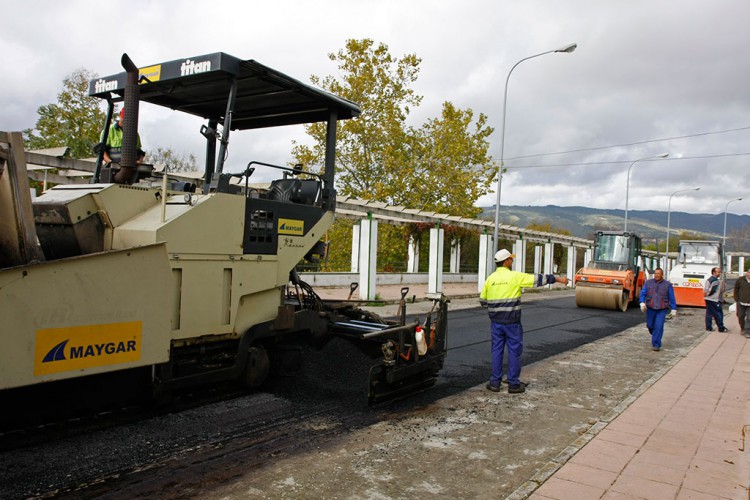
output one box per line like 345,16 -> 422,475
668,310 -> 677,319
640,302 -> 647,313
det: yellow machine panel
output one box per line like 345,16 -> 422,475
0,244 -> 172,389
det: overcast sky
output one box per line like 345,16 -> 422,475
3,0 -> 750,216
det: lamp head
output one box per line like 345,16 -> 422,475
655,153 -> 669,159
555,43 -> 578,53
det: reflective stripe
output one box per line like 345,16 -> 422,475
486,298 -> 522,323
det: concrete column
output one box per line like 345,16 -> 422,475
350,223 -> 360,273
407,234 -> 420,273
358,216 -> 378,300
584,248 -> 593,267
543,242 -> 554,288
534,245 -> 543,274
428,226 -> 444,294
513,239 -> 526,273
727,255 -> 733,273
478,233 -> 494,291
566,246 -> 577,286
739,256 -> 745,273
544,242 -> 554,274
449,238 -> 461,273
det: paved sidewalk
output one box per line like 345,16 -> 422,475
527,313 -> 750,499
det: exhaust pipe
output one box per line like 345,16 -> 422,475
116,53 -> 140,183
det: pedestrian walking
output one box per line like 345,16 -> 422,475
703,267 -> 728,332
480,249 -> 569,394
733,268 -> 750,338
639,267 -> 677,351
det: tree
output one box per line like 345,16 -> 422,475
23,68 -> 106,159
727,226 -> 750,253
526,221 -> 572,273
412,103 -> 496,217
292,39 -> 495,217
147,146 -> 198,173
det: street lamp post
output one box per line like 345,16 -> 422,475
492,42 -> 577,253
665,186 -> 700,278
722,197 -> 743,273
624,153 -> 669,232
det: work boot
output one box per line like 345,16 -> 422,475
508,382 -> 526,394
486,382 -> 500,392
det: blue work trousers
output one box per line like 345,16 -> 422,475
646,308 -> 669,348
490,322 -> 523,386
705,301 -> 725,330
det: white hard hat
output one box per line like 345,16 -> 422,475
494,249 -> 516,263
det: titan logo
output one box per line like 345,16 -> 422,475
42,339 -> 138,363
94,78 -> 118,93
180,59 -> 212,76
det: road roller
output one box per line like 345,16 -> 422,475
669,240 -> 721,307
574,231 -> 647,312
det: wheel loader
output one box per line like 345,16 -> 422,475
0,52 -> 447,409
574,231 -> 647,312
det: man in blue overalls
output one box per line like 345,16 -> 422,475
480,249 -> 569,394
639,267 -> 677,351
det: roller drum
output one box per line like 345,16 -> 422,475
575,286 -> 628,312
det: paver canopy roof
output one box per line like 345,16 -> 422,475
89,52 -> 360,129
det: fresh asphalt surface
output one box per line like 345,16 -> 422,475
0,292 -> 652,499
437,292 -> 644,391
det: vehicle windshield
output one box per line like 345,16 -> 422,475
680,242 -> 720,265
595,235 -> 631,264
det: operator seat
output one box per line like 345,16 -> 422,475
267,178 -> 320,205
268,179 -> 302,202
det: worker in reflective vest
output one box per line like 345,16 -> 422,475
480,249 -> 569,394
639,267 -> 677,351
103,108 -> 145,184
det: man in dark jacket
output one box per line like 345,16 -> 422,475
703,267 -> 727,332
733,269 -> 750,338
639,268 -> 677,351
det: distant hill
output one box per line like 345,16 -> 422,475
480,205 -> 750,246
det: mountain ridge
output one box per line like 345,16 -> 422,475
480,205 -> 750,247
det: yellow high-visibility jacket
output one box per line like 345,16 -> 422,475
480,267 -> 554,324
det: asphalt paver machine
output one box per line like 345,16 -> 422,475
0,52 -> 447,406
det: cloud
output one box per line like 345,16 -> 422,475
4,0 -> 750,215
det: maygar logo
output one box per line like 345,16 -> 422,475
138,64 -> 162,83
35,321 -> 142,376
41,339 -> 137,363
94,78 -> 119,93
278,218 -> 304,236
42,340 -> 69,362
180,58 -> 212,76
